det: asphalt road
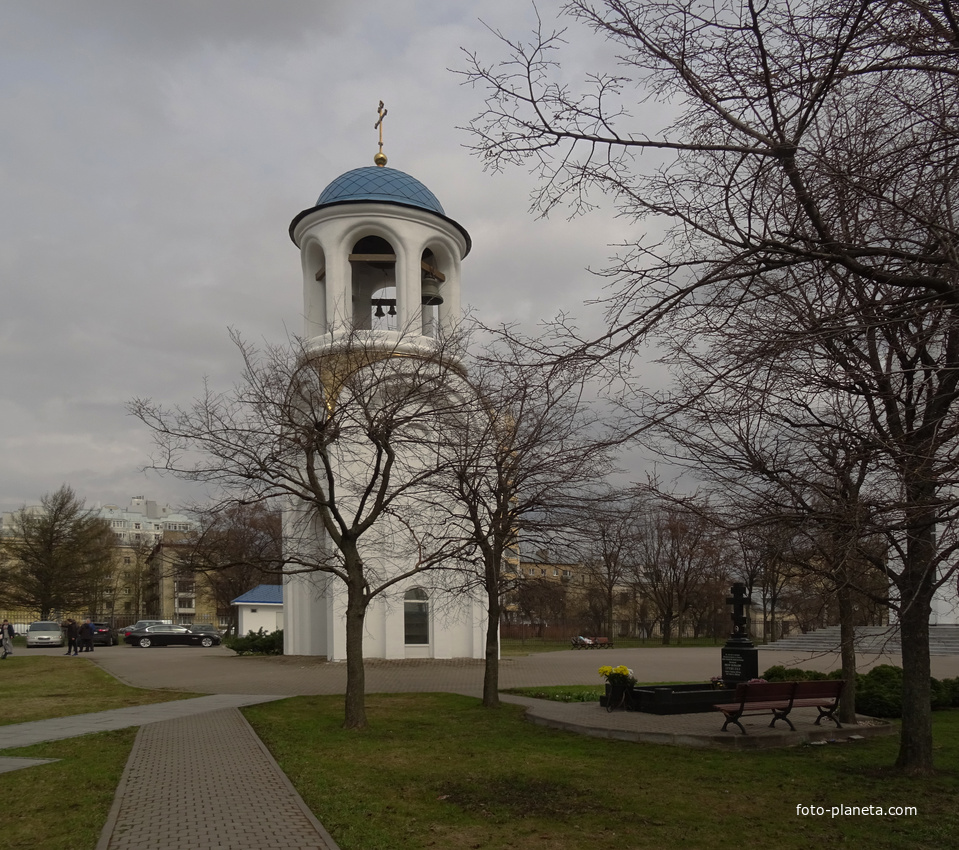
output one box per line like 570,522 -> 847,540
18,641 -> 959,696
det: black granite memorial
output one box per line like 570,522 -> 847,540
721,582 -> 759,683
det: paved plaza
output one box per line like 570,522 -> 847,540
5,643 -> 952,849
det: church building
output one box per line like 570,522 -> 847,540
281,115 -> 487,660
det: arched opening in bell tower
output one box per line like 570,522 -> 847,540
350,235 -> 397,331
305,242 -> 327,334
420,248 -> 446,339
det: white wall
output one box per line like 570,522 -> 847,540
237,604 -> 283,636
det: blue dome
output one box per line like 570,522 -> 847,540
316,166 -> 445,215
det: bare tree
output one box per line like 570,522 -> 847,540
512,575 -> 569,631
131,330 -> 467,729
631,501 -> 722,645
575,496 -> 644,640
183,503 -> 283,635
2,486 -> 115,619
461,0 -> 959,773
462,0 -> 959,326
732,523 -> 798,643
118,537 -> 157,622
638,282 -> 956,741
434,332 -> 620,707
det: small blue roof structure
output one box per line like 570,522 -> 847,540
317,166 -> 445,214
231,584 -> 283,606
289,164 -> 471,254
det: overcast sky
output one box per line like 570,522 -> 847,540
0,0 -> 666,515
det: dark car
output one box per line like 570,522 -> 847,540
122,620 -> 171,640
91,622 -> 117,646
124,624 -> 222,648
181,623 -> 221,637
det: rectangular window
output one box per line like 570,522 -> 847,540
404,602 -> 429,645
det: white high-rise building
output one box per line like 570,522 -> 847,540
96,496 -> 196,546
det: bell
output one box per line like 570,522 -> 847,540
374,302 -> 385,318
388,302 -> 396,316
421,274 -> 443,306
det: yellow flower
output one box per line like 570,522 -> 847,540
598,666 -> 613,678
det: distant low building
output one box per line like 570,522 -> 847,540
232,585 -> 283,636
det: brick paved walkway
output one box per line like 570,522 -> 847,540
96,708 -> 337,850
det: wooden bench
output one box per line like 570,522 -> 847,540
788,679 -> 845,729
713,680 -> 844,734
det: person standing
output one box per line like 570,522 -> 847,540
78,618 -> 95,653
0,620 -> 14,659
65,619 -> 79,656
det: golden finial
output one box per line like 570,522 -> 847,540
374,100 -> 388,167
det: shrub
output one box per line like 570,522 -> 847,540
223,628 -> 283,656
761,665 -> 828,682
856,665 -> 903,718
940,677 -> 959,707
930,677 -> 953,710
761,663 -> 957,718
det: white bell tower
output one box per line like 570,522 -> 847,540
288,109 -> 470,356
282,112 -> 484,659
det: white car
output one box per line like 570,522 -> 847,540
26,621 -> 64,648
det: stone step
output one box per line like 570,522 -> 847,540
766,624 -> 959,655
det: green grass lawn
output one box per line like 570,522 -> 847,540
504,684 -> 606,702
0,730 -> 136,850
244,694 -> 959,850
0,655 -> 197,725
0,657 -> 199,849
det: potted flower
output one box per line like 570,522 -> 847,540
599,665 -> 637,711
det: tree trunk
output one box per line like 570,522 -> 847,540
482,591 -> 501,708
769,592 -> 780,642
837,582 -> 858,725
607,587 -> 615,641
661,612 -> 673,645
894,497 -> 936,774
342,579 -> 368,730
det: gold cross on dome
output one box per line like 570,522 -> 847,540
374,100 -> 388,167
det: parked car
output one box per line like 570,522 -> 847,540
26,621 -> 64,648
122,620 -> 172,640
181,623 -> 221,637
91,622 -> 118,646
124,624 -> 222,648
